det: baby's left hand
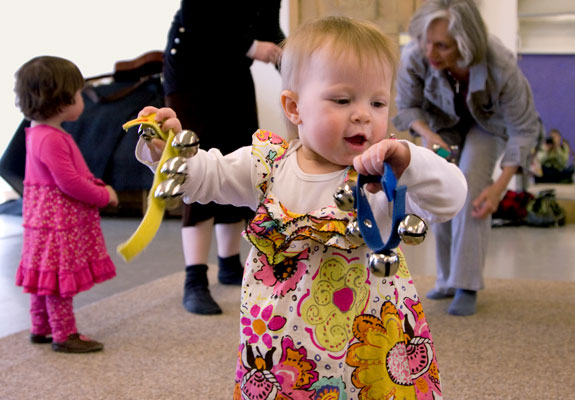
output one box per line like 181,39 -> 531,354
353,139 -> 411,193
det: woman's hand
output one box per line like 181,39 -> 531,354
472,184 -> 504,219
472,165 -> 519,219
410,120 -> 450,152
247,40 -> 283,64
422,131 -> 450,152
353,140 -> 411,193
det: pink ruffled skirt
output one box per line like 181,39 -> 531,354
16,185 -> 116,297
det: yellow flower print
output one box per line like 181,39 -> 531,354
346,302 -> 417,399
395,248 -> 411,279
301,255 -> 369,353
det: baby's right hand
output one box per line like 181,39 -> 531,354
138,107 -> 183,161
106,185 -> 119,207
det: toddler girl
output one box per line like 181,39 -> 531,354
14,56 -> 118,353
138,17 -> 466,399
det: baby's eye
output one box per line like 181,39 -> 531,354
333,98 -> 350,105
372,101 -> 387,108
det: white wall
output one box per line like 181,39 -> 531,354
0,0 -> 288,171
1,0 -> 174,155
478,0 -> 518,53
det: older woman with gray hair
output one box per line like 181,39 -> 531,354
393,0 -> 541,315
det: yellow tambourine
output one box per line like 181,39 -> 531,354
117,113 -> 198,262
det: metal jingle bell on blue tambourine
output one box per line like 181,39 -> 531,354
333,183 -> 356,211
333,163 -> 428,278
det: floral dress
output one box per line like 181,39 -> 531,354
16,125 -> 116,298
233,131 -> 442,400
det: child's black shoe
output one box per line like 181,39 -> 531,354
30,334 -> 52,344
183,287 -> 222,315
218,254 -> 244,285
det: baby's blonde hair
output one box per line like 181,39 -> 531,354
279,16 -> 398,137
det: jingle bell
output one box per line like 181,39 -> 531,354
345,219 -> 364,246
368,250 -> 400,277
334,183 -> 355,211
161,156 -> 188,183
447,145 -> 459,163
397,214 -> 428,245
172,130 -> 199,158
154,178 -> 184,200
138,125 -> 159,141
164,196 -> 182,210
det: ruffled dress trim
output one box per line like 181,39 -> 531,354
244,130 -> 361,266
244,194 -> 361,266
16,257 -> 116,298
16,184 -> 116,297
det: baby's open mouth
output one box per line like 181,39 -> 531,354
345,135 -> 367,145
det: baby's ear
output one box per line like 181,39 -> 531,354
280,90 -> 301,125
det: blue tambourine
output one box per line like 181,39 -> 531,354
333,163 -> 428,277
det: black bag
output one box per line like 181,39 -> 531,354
526,189 -> 566,227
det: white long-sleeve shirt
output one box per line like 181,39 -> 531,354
137,134 -> 467,232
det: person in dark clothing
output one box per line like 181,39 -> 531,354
162,1 -> 285,315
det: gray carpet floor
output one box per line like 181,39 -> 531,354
1,270 -> 573,400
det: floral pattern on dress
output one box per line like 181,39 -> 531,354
346,300 -> 442,400
235,336 -> 319,400
252,130 -> 289,198
244,194 -> 359,267
300,254 -> 370,353
309,376 -> 348,400
242,303 -> 287,348
237,131 -> 442,399
16,185 -> 115,297
254,248 -> 310,298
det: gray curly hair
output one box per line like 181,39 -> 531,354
408,0 -> 488,68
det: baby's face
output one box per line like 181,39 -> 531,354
294,47 -> 392,174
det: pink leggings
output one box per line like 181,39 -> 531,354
30,294 -> 77,343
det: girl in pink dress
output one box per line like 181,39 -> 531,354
14,56 -> 119,353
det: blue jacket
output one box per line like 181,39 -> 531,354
393,36 -> 542,169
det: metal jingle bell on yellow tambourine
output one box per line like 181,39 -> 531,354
116,114 -> 199,262
333,162 -> 428,278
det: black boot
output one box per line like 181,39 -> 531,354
182,264 -> 222,315
218,254 -> 244,285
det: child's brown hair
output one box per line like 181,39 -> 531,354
15,56 -> 84,121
